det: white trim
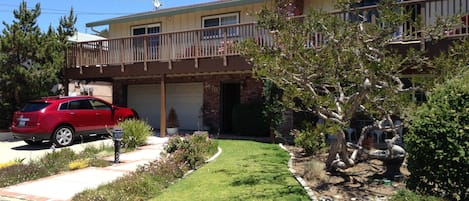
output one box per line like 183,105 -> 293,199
131,23 -> 161,35
202,13 -> 239,39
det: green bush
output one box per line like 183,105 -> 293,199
291,122 -> 327,156
165,133 -> 218,169
117,119 -> 153,150
406,73 -> 469,201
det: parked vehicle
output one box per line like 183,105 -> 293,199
11,96 -> 138,147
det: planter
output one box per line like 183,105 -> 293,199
167,127 -> 179,135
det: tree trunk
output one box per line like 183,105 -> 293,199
326,129 -> 353,170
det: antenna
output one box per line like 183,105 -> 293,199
153,0 -> 162,10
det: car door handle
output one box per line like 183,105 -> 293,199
96,113 -> 101,116
69,112 -> 75,115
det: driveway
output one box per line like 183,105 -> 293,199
0,132 -> 114,164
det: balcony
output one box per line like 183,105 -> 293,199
65,0 -> 468,78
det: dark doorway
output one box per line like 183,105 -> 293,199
220,83 -> 240,133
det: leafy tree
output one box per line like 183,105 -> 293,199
0,1 -> 76,128
238,0 -> 466,170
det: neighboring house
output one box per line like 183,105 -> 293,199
67,32 -> 113,103
63,0 -> 468,136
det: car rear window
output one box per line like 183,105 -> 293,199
21,102 -> 51,112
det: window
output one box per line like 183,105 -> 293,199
21,102 -> 50,112
59,102 -> 69,110
69,100 -> 93,110
401,77 -> 427,103
132,24 -> 161,36
202,13 -> 239,39
90,99 -> 111,110
131,24 -> 161,59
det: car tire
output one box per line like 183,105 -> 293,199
52,125 -> 74,147
24,140 -> 43,146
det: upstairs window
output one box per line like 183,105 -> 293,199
132,24 -> 161,36
202,13 -> 239,39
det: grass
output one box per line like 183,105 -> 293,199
73,133 -> 218,201
152,140 -> 309,201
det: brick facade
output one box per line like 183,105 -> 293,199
112,72 -> 263,132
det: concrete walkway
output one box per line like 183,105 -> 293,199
0,136 -> 168,201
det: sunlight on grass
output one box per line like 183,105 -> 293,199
152,140 -> 309,201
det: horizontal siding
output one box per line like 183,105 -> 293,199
109,1 -> 274,38
304,0 -> 336,12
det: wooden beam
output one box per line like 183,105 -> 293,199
160,74 -> 167,137
144,36 -> 148,71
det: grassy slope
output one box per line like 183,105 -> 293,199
152,140 -> 309,201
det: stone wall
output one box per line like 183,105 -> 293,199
112,72 -> 263,132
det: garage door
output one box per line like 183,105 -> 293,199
127,83 -> 203,130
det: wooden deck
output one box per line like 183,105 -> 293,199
65,0 -> 468,78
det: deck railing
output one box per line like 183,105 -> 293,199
67,0 -> 468,68
67,23 -> 274,68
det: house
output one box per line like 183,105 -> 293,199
64,0 -> 469,136
67,32 -> 113,103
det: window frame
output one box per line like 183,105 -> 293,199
202,12 -> 240,39
131,23 -> 161,36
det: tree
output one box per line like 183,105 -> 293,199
238,0 -> 465,170
0,1 -> 76,128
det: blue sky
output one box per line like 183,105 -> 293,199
0,0 -> 213,33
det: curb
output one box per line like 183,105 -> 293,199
279,143 -> 318,201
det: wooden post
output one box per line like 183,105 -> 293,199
144,35 -> 148,71
160,74 -> 167,137
420,2 -> 426,51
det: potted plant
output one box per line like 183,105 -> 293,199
166,107 -> 179,135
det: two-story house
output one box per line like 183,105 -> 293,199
64,0 -> 468,136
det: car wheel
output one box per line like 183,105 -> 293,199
52,125 -> 74,147
24,140 -> 43,146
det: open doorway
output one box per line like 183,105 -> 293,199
220,83 -> 240,133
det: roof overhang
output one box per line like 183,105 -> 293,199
86,0 -> 268,27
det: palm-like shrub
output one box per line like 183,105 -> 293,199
117,119 -> 153,149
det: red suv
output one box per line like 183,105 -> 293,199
11,96 -> 137,147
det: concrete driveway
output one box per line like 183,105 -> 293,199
0,132 -> 114,164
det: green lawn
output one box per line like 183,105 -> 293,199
152,140 -> 309,201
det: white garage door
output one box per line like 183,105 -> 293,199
127,83 -> 203,130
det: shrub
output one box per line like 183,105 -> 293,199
117,119 -> 153,150
303,159 -> 327,182
0,161 -> 20,169
0,163 -> 49,188
406,73 -> 469,201
38,148 -> 78,173
165,133 -> 218,169
291,122 -> 327,156
68,158 -> 91,170
167,107 -> 180,128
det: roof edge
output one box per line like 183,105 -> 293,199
86,0 -> 268,27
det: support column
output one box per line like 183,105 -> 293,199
160,74 -> 167,137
